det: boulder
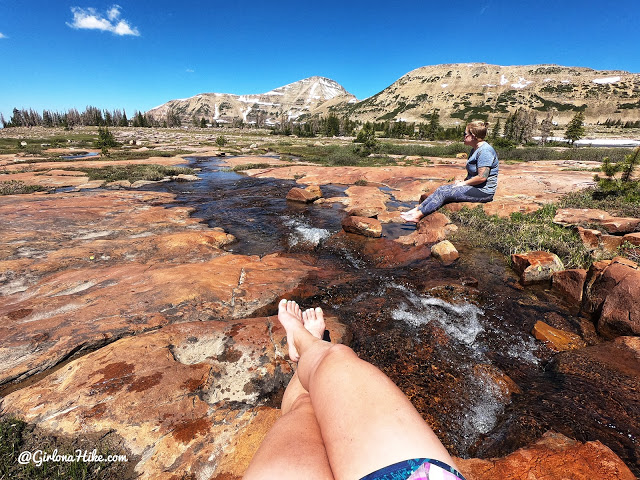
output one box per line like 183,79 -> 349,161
532,320 -> 586,351
600,217 -> 640,234
576,226 -> 601,250
622,232 -> 640,246
584,257 -> 640,338
601,234 -> 625,252
456,152 -> 468,159
348,206 -> 381,218
341,215 -> 382,238
511,251 -> 564,285
286,186 -> 322,203
456,431 -> 636,480
396,212 -> 458,247
552,268 -> 587,305
430,240 -> 459,266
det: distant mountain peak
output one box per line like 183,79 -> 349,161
147,76 -> 355,126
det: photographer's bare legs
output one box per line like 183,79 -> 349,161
285,302 -> 458,480
243,300 -> 334,480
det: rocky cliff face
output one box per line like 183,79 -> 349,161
331,63 -> 640,126
147,76 -> 356,126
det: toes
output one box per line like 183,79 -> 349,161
278,298 -> 288,312
314,307 -> 324,320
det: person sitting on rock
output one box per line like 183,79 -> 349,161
401,121 -> 499,223
244,299 -> 466,480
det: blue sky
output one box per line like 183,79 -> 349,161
1,0 -> 639,123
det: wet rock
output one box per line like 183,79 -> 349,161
285,186 -> 321,203
532,320 -> 586,351
341,215 -> 382,238
473,364 -> 521,398
456,431 -> 636,480
546,337 -> 640,472
396,212 -> 457,247
431,240 -> 459,266
511,251 -> 564,285
173,174 -> 199,181
584,257 -> 640,338
552,268 -> 587,305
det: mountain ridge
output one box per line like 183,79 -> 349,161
148,63 -> 640,127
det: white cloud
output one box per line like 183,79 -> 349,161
107,5 -> 121,21
186,69 -> 195,73
0,33 -> 7,39
67,5 -> 140,36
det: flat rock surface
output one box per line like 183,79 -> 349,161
0,190 -> 317,387
245,158 -> 598,217
0,316 -> 347,479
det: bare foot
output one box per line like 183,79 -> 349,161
400,207 -> 423,223
278,299 -> 304,362
302,307 -> 326,340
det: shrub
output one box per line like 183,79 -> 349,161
95,127 -> 118,148
0,180 -> 47,195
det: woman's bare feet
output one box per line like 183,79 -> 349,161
278,299 -> 304,362
302,307 -> 326,340
400,207 -> 424,223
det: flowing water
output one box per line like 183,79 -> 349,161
153,156 -> 638,472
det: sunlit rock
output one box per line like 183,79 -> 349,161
286,185 -> 322,203
552,268 -> 587,305
532,320 -> 586,351
576,226 -> 601,250
456,431 -> 636,480
396,212 -> 457,246
341,215 -> 382,238
511,251 -> 564,285
584,257 -> 640,338
622,232 -> 640,246
431,240 -> 459,266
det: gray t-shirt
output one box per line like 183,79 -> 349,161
466,142 -> 499,195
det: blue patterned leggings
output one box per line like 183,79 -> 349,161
418,184 -> 493,216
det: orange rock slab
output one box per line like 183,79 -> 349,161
456,431 -> 636,480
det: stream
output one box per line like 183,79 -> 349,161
152,156 -> 637,471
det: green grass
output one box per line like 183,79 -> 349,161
0,180 -> 47,195
270,143 -> 399,167
0,417 -> 134,480
447,203 -> 597,269
231,163 -> 274,171
559,187 -> 640,218
71,164 -> 194,183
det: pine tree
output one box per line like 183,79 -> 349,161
491,118 -> 501,140
565,111 -> 585,145
540,114 -> 553,145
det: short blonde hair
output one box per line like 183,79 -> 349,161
467,120 -> 489,140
